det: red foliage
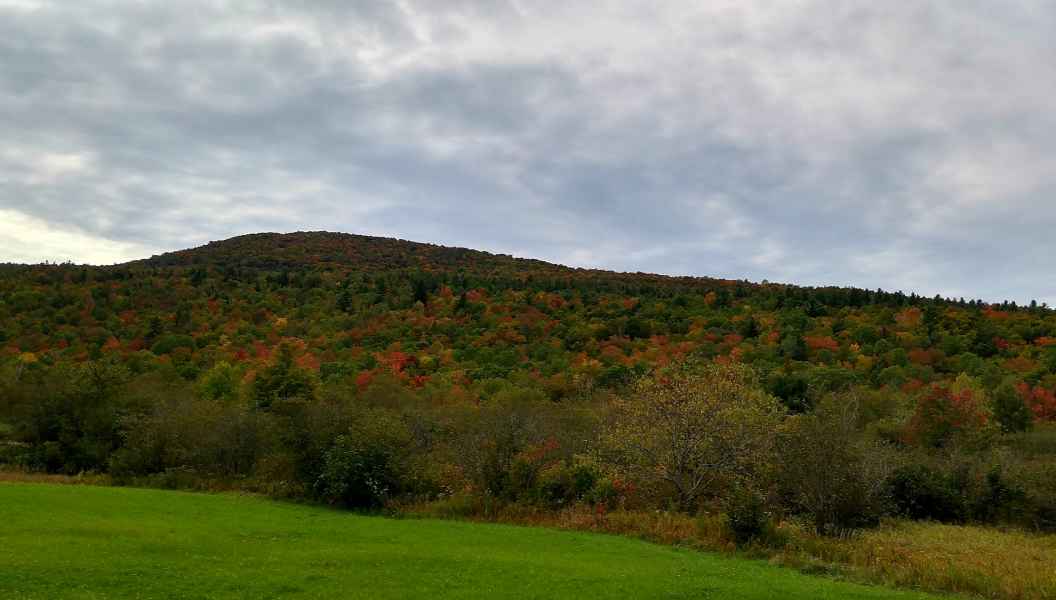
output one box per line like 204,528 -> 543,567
295,352 -> 320,372
1017,383 -> 1056,421
723,333 -> 744,346
253,341 -> 271,360
905,384 -> 989,446
377,350 -> 415,374
805,336 -> 839,352
355,370 -> 375,389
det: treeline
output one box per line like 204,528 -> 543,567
2,352 -> 1054,538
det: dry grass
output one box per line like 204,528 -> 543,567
0,469 -> 111,486
808,521 -> 1056,600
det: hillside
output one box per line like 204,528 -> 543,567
2,231 -> 1055,407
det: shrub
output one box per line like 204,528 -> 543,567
150,334 -> 196,356
724,485 -> 770,546
779,395 -> 894,535
314,410 -> 411,509
533,462 -> 598,509
971,467 -> 1027,525
991,380 -> 1033,433
885,464 -> 964,522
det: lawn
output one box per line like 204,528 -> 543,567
0,483 -> 951,600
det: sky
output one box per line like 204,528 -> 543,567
2,1 -> 1055,304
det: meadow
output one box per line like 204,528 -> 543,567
0,483 -> 949,600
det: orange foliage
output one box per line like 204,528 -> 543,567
895,307 -> 922,328
805,336 -> 839,352
723,333 -> 743,346
1003,356 -> 1037,374
101,337 -> 121,353
908,348 -> 938,366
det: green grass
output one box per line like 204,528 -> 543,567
0,484 -> 950,600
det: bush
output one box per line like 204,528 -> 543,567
150,334 -> 196,356
779,396 -> 894,535
533,462 -> 598,509
724,485 -> 770,546
886,464 -> 964,522
109,394 -> 273,482
971,467 -> 1027,525
313,410 -> 411,509
991,380 -> 1033,434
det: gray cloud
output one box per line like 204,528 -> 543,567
2,0 -> 1055,303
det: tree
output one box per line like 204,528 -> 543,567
249,343 -> 318,410
991,380 -> 1033,433
906,375 -> 991,447
196,361 -> 242,403
779,394 -> 894,534
606,362 -> 784,512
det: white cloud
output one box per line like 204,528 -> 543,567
0,209 -> 157,264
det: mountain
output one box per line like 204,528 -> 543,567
132,231 -> 743,292
2,230 -> 1054,414
135,231 -> 566,275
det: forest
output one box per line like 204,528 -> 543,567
2,231 -> 1055,564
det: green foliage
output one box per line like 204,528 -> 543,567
314,410 -> 411,508
249,344 -> 318,410
724,484 -> 771,546
196,361 -> 241,402
885,464 -> 965,522
778,396 -> 893,535
606,362 -> 783,511
3,232 -> 1056,540
150,334 -> 196,356
991,380 -> 1033,433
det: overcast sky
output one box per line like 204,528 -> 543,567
2,1 -> 1055,303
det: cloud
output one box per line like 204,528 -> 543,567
0,208 -> 154,264
1,1 -> 1055,303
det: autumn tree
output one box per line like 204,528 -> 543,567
250,343 -> 318,410
606,361 -> 784,512
906,374 -> 992,447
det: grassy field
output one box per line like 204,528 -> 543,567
0,484 -> 951,600
409,498 -> 1056,600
